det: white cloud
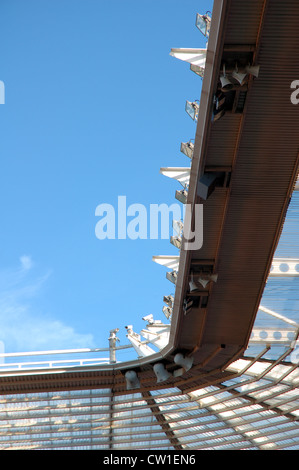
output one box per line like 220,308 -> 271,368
20,255 -> 33,271
0,258 -> 95,355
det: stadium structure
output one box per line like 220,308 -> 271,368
0,0 -> 299,451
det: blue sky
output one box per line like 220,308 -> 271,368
0,0 -> 213,358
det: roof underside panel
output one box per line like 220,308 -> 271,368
175,0 -> 299,368
224,0 -> 266,44
0,360 -> 297,451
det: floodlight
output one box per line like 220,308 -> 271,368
166,270 -> 177,285
190,63 -> 205,78
162,305 -> 172,319
212,92 -> 226,121
213,107 -> 225,121
153,363 -> 171,383
174,353 -> 194,371
163,295 -> 174,307
170,235 -> 182,249
185,100 -> 199,121
175,188 -> 188,204
195,13 -> 211,37
125,370 -> 140,390
109,328 -> 119,335
180,140 -> 194,159
172,219 -> 184,236
183,298 -> 194,315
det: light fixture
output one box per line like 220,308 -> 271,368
185,100 -> 199,121
163,295 -> 174,307
232,63 -> 247,86
166,270 -> 177,285
195,12 -> 211,37
125,370 -> 140,390
220,64 -> 233,90
216,92 -> 226,108
170,235 -> 182,249
172,219 -> 184,237
213,108 -> 225,121
175,187 -> 188,204
212,92 -> 226,121
174,353 -> 194,371
142,314 -> 154,324
190,63 -> 205,78
153,363 -> 171,383
180,140 -> 194,159
197,171 -> 223,200
183,298 -> 194,315
162,305 -> 172,319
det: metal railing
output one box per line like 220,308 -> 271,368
0,343 -> 136,372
